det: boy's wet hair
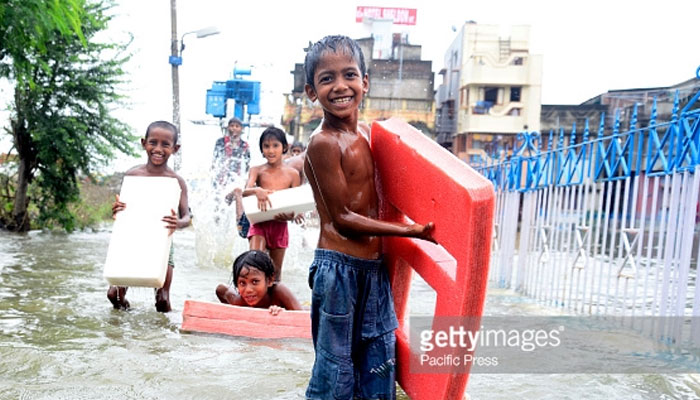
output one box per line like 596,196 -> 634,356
145,120 -> 179,144
232,250 -> 275,283
258,126 -> 288,153
304,35 -> 366,89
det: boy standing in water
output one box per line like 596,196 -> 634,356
212,116 -> 250,187
108,121 -> 191,312
302,36 -> 435,399
243,126 -> 302,282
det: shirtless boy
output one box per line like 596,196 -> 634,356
302,35 -> 435,399
108,121 -> 191,313
243,126 -> 302,282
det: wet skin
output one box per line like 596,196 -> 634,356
243,137 -> 302,281
215,266 -> 302,314
303,51 -> 435,260
107,126 -> 191,312
236,267 -> 273,307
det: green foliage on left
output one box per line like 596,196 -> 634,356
69,176 -> 120,231
1,0 -> 138,231
0,0 -> 86,79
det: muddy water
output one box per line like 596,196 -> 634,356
1,226 -> 699,399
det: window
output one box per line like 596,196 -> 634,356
484,87 -> 499,104
510,87 -> 521,102
473,87 -> 500,114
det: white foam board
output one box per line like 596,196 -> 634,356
103,176 -> 181,288
242,184 -> 316,225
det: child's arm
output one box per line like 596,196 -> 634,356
306,137 -> 435,242
162,175 -> 192,234
215,284 -> 237,305
112,194 -> 126,218
225,188 -> 245,220
241,166 -> 259,197
273,169 -> 304,222
242,166 -> 273,211
269,283 -> 302,315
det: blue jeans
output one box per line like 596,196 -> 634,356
306,249 -> 399,400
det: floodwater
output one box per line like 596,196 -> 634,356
1,221 -> 700,399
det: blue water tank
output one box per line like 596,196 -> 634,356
205,82 -> 227,118
205,76 -> 261,118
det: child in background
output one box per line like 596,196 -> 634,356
212,116 -> 250,187
215,250 -> 301,315
289,141 -> 305,157
108,120 -> 191,313
302,35 -> 435,399
242,126 -> 302,282
285,143 -> 306,184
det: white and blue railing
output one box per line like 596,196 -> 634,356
475,82 -> 700,343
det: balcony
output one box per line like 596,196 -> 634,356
463,53 -> 532,86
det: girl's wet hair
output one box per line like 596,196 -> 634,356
145,120 -> 179,143
232,250 -> 275,283
304,35 -> 366,89
258,126 -> 288,153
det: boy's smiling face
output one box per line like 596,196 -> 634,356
305,51 -> 368,119
141,126 -> 178,167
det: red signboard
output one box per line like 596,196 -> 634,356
356,6 -> 417,25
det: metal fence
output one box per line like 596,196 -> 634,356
475,88 -> 700,342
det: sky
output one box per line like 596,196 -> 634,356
2,0 -> 699,175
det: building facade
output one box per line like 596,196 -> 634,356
434,22 -> 543,162
282,35 -> 434,144
580,78 -> 700,129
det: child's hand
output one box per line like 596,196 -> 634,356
225,187 -> 242,205
269,305 -> 284,316
162,209 -> 178,235
255,188 -> 273,211
112,194 -> 126,219
413,222 -> 437,244
274,212 -> 295,222
293,213 -> 305,225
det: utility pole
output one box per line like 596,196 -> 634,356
170,0 -> 181,170
168,1 -> 218,171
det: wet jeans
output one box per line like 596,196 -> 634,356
306,249 -> 399,400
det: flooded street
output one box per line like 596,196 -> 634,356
1,225 -> 699,399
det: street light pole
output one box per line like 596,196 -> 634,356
170,0 -> 181,170
168,0 -> 219,171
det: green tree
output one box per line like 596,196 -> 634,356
2,0 -> 137,231
0,0 -> 85,74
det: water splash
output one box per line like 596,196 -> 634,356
188,163 -> 249,269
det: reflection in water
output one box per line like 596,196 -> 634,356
1,229 -> 698,399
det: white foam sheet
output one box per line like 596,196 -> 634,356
242,184 -> 316,224
103,176 -> 181,288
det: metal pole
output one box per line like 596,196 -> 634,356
170,0 -> 181,170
